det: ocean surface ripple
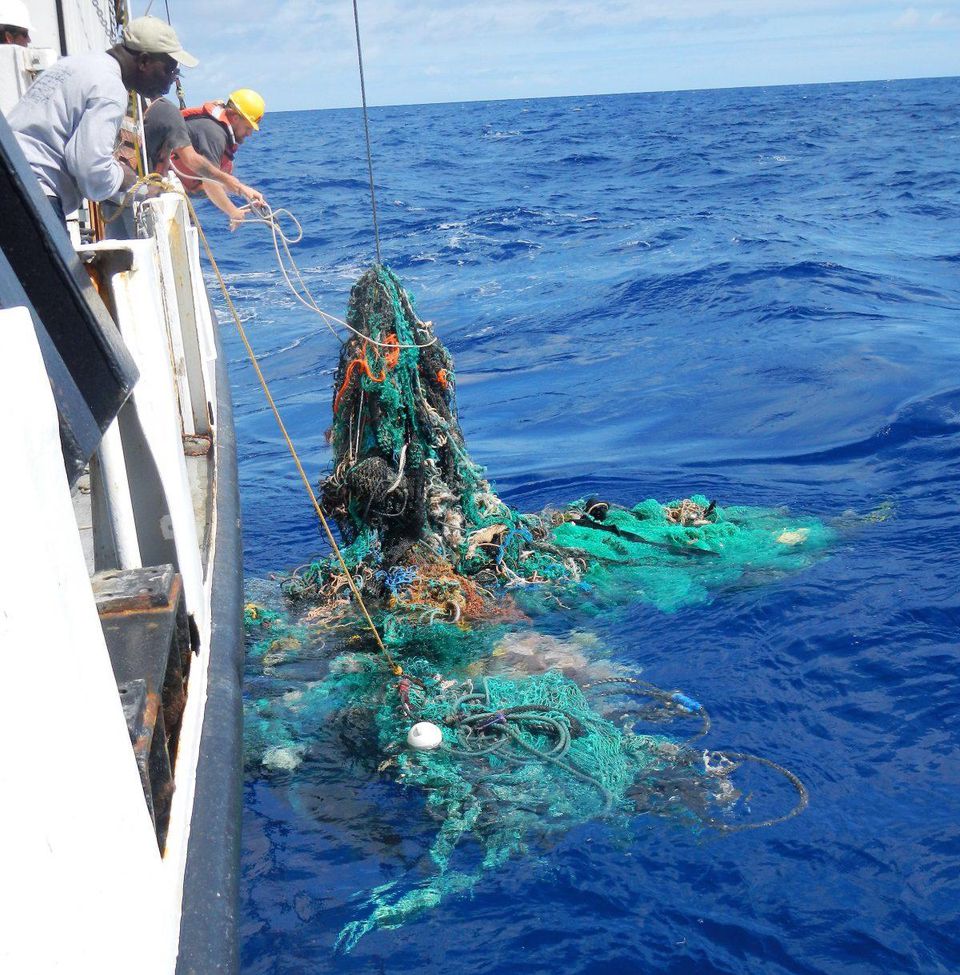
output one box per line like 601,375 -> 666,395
207,78 -> 960,975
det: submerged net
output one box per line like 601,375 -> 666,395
244,610 -> 807,951
334,660 -> 694,951
245,265 -> 830,948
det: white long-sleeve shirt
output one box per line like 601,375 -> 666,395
8,52 -> 127,214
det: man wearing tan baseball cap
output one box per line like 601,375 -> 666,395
8,15 -> 197,224
121,15 -> 198,69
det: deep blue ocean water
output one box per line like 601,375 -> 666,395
207,78 -> 960,974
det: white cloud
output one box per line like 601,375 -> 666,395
150,0 -> 960,109
893,5 -> 960,28
928,10 -> 960,28
894,7 -> 922,27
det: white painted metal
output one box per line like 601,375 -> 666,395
0,306 -> 167,975
85,216 -> 223,965
95,417 -> 144,568
62,0 -> 115,55
167,197 -> 217,435
0,44 -> 56,114
78,205 -> 223,968
185,211 -> 221,400
85,232 -> 209,635
142,195 -> 217,438
1,5 -> 230,973
141,202 -> 199,437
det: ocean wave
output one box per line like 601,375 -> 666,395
557,153 -> 614,164
232,77 -> 960,975
700,388 -> 960,467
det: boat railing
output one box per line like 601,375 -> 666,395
1,159 -> 241,971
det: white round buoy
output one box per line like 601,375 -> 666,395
407,721 -> 443,751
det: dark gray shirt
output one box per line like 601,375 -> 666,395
187,115 -> 232,168
144,97 -> 190,171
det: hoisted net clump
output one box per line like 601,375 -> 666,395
310,265 -> 565,607
284,265 -> 834,628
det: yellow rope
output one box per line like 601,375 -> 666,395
168,184 -> 402,675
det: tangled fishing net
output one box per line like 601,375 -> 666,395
245,611 -> 807,951
245,265 -> 833,948
281,265 -> 833,629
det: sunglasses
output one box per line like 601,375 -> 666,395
138,51 -> 179,77
157,55 -> 180,77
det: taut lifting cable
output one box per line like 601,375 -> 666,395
352,0 -> 382,265
143,0 -> 173,20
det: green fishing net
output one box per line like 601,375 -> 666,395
244,607 -> 807,951
281,265 -> 834,626
244,265 -> 833,949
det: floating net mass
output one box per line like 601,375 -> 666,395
245,266 -> 833,948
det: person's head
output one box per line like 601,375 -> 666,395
112,15 -> 197,99
0,0 -> 32,46
224,89 -> 265,142
0,24 -> 28,45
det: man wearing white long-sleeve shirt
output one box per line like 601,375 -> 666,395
7,15 -> 197,225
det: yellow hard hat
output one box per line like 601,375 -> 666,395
227,88 -> 265,130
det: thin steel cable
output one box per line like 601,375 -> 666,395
352,0 -> 382,265
142,0 -> 172,22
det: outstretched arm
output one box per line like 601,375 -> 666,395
175,143 -> 264,205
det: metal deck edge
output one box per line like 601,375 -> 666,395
176,314 -> 244,975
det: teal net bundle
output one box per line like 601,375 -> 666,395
282,265 -> 834,629
244,266 -> 831,948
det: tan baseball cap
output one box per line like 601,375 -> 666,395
122,15 -> 198,68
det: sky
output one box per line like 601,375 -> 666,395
143,1 -> 960,111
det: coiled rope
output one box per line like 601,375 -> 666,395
581,675 -> 807,830
701,751 -> 809,833
164,159 -> 435,351
240,198 -> 435,350
432,677 -> 615,814
163,159 -> 437,349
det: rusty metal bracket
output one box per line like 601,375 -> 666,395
94,564 -> 192,852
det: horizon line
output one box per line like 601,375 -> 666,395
268,72 -> 959,115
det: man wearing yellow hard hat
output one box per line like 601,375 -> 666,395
168,88 -> 266,229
